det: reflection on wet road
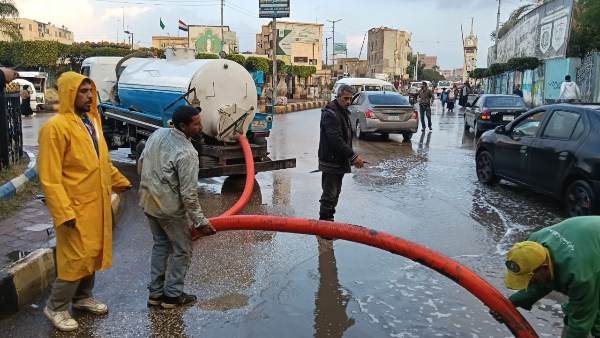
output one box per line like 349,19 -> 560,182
0,104 -> 567,337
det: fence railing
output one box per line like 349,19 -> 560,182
0,92 -> 23,171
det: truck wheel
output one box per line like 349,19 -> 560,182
402,133 -> 413,141
380,132 -> 389,140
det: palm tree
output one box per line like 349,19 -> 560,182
0,0 -> 20,41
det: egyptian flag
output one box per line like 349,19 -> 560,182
178,20 -> 188,32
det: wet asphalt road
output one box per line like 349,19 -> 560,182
1,103 -> 568,337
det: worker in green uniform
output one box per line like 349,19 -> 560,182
491,216 -> 600,338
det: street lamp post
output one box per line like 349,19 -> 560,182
124,30 -> 133,50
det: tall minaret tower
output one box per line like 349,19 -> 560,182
463,18 -> 478,82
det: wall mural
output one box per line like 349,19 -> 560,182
487,0 -> 574,65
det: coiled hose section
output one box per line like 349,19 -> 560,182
196,134 -> 538,337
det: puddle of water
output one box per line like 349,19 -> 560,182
199,293 -> 249,312
6,250 -> 30,263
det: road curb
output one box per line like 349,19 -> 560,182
0,150 -> 37,200
0,192 -> 125,319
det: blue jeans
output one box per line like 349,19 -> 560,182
419,104 -> 432,129
319,173 -> 344,221
145,213 -> 192,298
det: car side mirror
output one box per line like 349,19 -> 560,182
495,126 -> 506,134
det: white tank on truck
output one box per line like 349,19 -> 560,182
82,48 -> 295,178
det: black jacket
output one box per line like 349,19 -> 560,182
318,100 -> 357,174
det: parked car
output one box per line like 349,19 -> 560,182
475,103 -> 600,217
464,94 -> 528,137
348,91 -> 418,141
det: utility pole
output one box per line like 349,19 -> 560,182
415,53 -> 419,81
325,37 -> 331,66
272,18 -> 277,114
327,19 -> 341,78
221,0 -> 225,53
494,0 -> 501,62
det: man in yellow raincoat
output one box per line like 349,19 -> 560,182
38,71 -> 131,332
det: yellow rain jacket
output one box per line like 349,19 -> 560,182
38,72 -> 130,281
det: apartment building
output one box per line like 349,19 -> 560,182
256,21 -> 323,71
367,27 -> 411,80
1,18 -> 74,44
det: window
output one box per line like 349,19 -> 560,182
513,110 -> 546,137
351,94 -> 363,106
368,94 -> 409,105
542,110 -> 581,140
484,96 -> 527,108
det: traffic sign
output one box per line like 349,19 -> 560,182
259,0 -> 290,18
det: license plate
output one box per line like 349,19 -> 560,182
251,120 -> 268,130
388,115 -> 400,121
502,115 -> 514,121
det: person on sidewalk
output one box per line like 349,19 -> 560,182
417,81 -> 435,132
20,84 -> 34,117
490,216 -> 600,338
318,84 -> 364,229
38,72 -> 132,332
138,105 -> 217,309
559,75 -> 581,103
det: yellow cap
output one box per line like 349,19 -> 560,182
504,241 -> 547,290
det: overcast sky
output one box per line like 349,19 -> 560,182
14,0 -> 531,70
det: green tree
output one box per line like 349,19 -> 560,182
421,69 -> 445,82
245,56 -> 269,73
196,53 -> 219,59
0,0 -> 20,41
225,53 -> 246,66
406,53 -> 425,80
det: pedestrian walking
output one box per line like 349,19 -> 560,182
20,84 -> 34,116
417,81 -> 435,131
318,84 -> 364,231
440,88 -> 449,111
490,216 -> 600,338
38,72 -> 132,332
138,105 -> 217,309
459,81 -> 471,108
559,75 -> 581,103
446,84 -> 457,112
513,84 -> 523,98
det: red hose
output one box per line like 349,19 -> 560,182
220,135 -> 255,216
192,134 -> 537,336
206,215 -> 538,338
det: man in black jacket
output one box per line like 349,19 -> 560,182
318,84 -> 364,223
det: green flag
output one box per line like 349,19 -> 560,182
159,18 -> 165,30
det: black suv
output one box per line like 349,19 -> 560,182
475,103 -> 600,217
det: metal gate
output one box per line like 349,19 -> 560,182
576,50 -> 598,103
0,92 -> 23,170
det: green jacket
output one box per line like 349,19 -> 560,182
509,216 -> 600,338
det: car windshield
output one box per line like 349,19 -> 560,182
484,96 -> 527,108
368,94 -> 409,105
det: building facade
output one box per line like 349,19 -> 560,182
418,54 -> 438,69
1,18 -> 74,44
334,58 -> 368,78
187,25 -> 238,55
152,36 -> 188,49
256,21 -> 323,71
463,20 -> 478,82
367,27 -> 412,81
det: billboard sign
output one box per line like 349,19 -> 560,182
259,0 -> 290,18
333,42 -> 347,53
488,0 -> 574,65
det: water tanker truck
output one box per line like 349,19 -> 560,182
81,49 -> 295,178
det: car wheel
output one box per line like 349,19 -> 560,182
464,117 -> 470,131
476,151 -> 498,185
402,132 -> 413,141
356,121 -> 365,139
565,180 -> 598,217
380,132 -> 389,140
474,122 -> 483,138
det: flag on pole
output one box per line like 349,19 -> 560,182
159,18 -> 165,30
178,19 -> 188,32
